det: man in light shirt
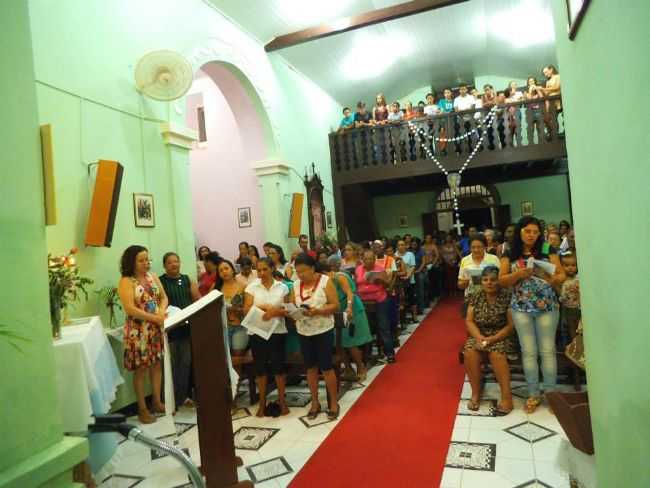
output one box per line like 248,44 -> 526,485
453,84 -> 477,153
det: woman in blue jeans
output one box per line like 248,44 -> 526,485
499,216 -> 565,413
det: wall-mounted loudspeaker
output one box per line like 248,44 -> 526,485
85,160 -> 124,247
40,124 -> 57,225
288,193 -> 304,238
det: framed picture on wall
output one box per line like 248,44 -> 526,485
326,211 -> 333,229
133,193 -> 155,227
399,215 -> 408,228
238,207 -> 252,228
566,0 -> 591,40
521,201 -> 534,216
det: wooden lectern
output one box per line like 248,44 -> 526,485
165,290 -> 254,488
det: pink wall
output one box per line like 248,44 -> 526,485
186,64 -> 268,262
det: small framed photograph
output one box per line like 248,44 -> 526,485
238,207 -> 252,228
566,0 -> 591,40
399,215 -> 408,228
133,193 -> 155,227
326,211 -> 333,229
521,201 -> 534,216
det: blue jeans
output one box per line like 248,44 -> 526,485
376,299 -> 395,357
512,309 -> 560,397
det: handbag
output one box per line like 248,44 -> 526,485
565,320 -> 585,370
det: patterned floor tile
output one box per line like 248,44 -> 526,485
246,456 -> 293,484
504,422 -> 557,443
513,480 -> 554,488
233,426 -> 280,450
99,474 -> 146,488
458,398 -> 497,417
445,441 -> 496,471
298,413 -> 337,429
231,407 -> 252,421
174,422 -> 196,437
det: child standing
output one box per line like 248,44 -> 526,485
557,253 -> 581,345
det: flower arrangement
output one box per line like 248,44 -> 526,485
48,247 -> 93,338
96,285 -> 122,328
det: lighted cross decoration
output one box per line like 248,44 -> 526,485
453,218 -> 464,235
407,107 -> 497,233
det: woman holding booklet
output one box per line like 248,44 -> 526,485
289,253 -> 341,420
458,234 -> 500,316
499,216 -> 566,414
242,257 -> 290,417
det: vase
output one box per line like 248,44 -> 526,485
50,296 -> 63,340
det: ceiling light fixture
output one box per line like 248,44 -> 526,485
488,0 -> 555,49
341,32 -> 415,81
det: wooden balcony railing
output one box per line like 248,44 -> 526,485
329,95 -> 566,185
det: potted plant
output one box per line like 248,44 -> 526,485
48,248 -> 93,339
96,285 -> 122,328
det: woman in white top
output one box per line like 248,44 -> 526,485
458,235 -> 501,307
290,253 -> 341,420
243,258 -> 290,417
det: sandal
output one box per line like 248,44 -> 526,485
494,403 -> 513,416
307,404 -> 321,420
327,404 -> 340,420
467,399 -> 481,411
524,396 -> 542,414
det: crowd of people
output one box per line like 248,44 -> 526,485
338,65 -> 561,131
116,214 -> 580,424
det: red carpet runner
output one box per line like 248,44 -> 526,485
289,298 -> 467,488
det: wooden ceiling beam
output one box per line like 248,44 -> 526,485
264,0 -> 470,52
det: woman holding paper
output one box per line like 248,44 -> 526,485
458,235 -> 500,314
499,216 -> 565,413
290,253 -> 341,420
243,258 -> 290,417
118,245 -> 168,424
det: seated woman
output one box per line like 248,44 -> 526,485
326,255 -> 373,381
217,260 -> 248,359
160,252 -> 200,409
355,249 -> 396,363
464,266 -> 514,415
242,258 -> 290,417
290,254 -> 341,420
118,245 -> 168,423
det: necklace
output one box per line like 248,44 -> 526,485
300,275 -> 322,301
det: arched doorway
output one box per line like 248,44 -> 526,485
186,61 -> 276,260
422,184 -> 510,235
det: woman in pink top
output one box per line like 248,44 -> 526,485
355,249 -> 396,362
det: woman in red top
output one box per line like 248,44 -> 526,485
355,249 -> 396,363
198,252 -> 222,296
372,93 -> 389,125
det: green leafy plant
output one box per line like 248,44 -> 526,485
48,248 -> 93,337
0,323 -> 30,353
48,248 -> 94,309
96,285 -> 122,328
